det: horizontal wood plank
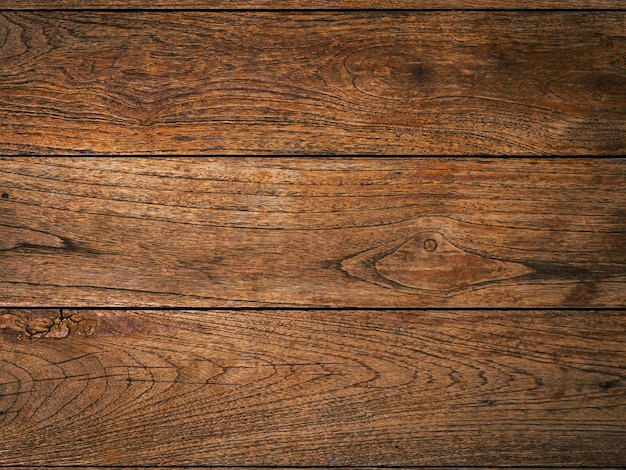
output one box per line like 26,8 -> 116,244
0,157 -> 624,308
0,12 -> 624,155
1,308 -> 624,466
3,0 -> 626,9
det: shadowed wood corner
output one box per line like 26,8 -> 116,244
0,0 -> 625,469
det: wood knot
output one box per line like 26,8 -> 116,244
345,46 -> 426,99
601,35 -> 614,50
598,379 -> 620,390
341,232 -> 533,294
423,238 -> 437,252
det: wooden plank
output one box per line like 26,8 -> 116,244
0,12 -> 624,155
0,308 -> 624,466
3,0 -> 626,9
0,157 -> 624,308
3,468 -> 625,470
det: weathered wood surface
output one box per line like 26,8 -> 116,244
0,158 -> 624,308
3,0 -> 625,9
1,308 -> 624,466
0,12 -> 624,155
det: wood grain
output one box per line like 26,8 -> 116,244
1,308 -> 624,466
0,157 -> 624,308
0,12 -> 624,155
3,0 -> 626,9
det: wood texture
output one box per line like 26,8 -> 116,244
0,12 -> 624,155
1,308 -> 624,466
3,0 -> 626,9
1,157 -> 624,308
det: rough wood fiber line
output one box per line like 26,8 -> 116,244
0,157 -> 624,308
4,0 -> 626,8
0,12 -> 624,155
0,308 -> 624,466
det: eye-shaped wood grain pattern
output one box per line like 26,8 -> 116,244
344,231 -> 534,293
0,12 -> 624,154
0,158 -> 624,308
0,308 -> 624,466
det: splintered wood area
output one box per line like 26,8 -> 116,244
0,12 -> 624,154
0,308 -> 624,466
1,158 -> 624,308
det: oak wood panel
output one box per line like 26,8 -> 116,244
0,12 -> 624,155
3,0 -> 626,9
1,157 -> 624,308
1,308 -> 624,466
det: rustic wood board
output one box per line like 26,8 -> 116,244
1,158 -> 624,308
0,12 -> 624,155
3,0 -> 626,9
1,308 -> 624,466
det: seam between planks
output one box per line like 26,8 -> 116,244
2,8 -> 626,11
1,307 -> 625,311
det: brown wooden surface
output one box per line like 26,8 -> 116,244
1,308 -> 624,466
0,12 -> 624,155
1,157 -> 625,308
1,0 -> 625,464
3,0 -> 626,8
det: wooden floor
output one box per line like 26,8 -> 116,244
0,1 -> 625,470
